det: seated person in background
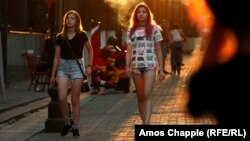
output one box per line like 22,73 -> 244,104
91,36 -> 127,94
94,57 -> 119,88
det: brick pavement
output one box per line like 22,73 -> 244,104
24,43 -> 217,141
0,39 -> 217,141
0,92 -> 92,141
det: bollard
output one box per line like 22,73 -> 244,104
45,86 -> 71,132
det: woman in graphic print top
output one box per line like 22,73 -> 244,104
126,2 -> 165,125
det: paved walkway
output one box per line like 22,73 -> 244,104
0,40 -> 217,141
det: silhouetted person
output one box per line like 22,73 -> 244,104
188,0 -> 250,127
169,23 -> 185,75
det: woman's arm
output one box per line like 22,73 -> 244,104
125,44 -> 132,77
50,45 -> 60,85
84,40 -> 93,76
179,28 -> 186,41
155,41 -> 165,82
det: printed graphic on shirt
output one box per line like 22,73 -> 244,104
127,25 -> 163,68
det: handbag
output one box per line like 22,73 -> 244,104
82,75 -> 90,92
65,37 -> 90,93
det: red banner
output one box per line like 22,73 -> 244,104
90,22 -> 105,67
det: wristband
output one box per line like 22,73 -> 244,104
87,64 -> 92,67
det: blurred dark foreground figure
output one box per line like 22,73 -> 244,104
188,0 -> 250,126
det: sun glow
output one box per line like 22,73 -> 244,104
218,30 -> 237,64
182,0 -> 214,31
183,0 -> 236,63
105,0 -> 142,27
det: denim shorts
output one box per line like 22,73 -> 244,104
131,67 -> 156,75
57,58 -> 84,79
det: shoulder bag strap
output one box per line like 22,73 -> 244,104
65,38 -> 85,77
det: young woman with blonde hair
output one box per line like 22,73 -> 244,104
50,10 -> 93,137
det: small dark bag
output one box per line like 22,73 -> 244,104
65,38 -> 90,93
82,76 -> 90,92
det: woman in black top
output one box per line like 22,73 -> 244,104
50,10 -> 93,137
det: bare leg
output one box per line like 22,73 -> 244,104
132,70 -> 156,124
71,79 -> 82,129
132,74 -> 144,124
57,77 -> 71,124
143,70 -> 156,124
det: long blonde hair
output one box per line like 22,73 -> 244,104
59,10 -> 83,38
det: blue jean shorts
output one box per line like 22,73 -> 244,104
57,58 -> 84,79
131,67 -> 156,75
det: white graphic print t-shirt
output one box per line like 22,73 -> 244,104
126,25 -> 163,68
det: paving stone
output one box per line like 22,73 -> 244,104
1,41 -> 217,141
